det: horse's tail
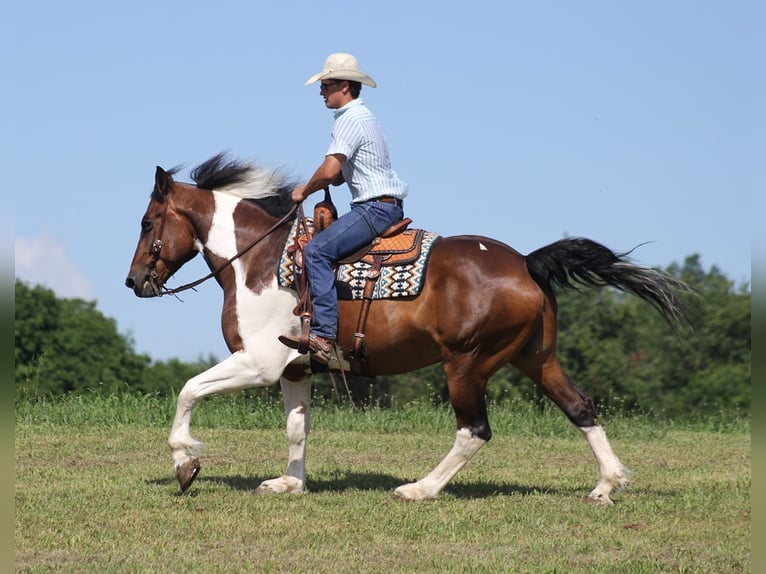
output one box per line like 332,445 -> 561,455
525,237 -> 692,329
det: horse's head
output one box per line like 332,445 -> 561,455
125,166 -> 202,297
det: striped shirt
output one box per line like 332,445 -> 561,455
327,98 -> 409,203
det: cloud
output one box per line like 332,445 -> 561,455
14,235 -> 96,300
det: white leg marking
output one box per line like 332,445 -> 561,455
256,379 -> 311,494
580,425 -> 630,504
394,428 -> 487,501
168,350 -> 289,469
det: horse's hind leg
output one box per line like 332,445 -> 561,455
394,357 -> 490,501
533,359 -> 629,504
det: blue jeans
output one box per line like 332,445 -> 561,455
304,199 -> 404,340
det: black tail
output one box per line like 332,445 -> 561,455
526,237 -> 692,329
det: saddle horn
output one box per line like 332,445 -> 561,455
313,187 -> 337,233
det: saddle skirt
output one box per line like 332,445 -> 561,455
277,218 -> 440,300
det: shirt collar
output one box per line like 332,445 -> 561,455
333,98 -> 364,119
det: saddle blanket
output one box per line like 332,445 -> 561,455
277,218 -> 440,300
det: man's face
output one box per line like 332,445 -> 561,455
319,80 -> 348,109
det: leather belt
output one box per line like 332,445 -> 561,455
373,196 -> 403,207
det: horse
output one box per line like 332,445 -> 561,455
125,152 -> 689,503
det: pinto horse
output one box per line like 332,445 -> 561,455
125,153 -> 688,503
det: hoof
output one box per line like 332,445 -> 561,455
255,476 -> 304,494
391,491 -> 416,502
393,483 -> 437,502
585,492 -> 615,505
177,459 -> 201,493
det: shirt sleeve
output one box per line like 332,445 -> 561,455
327,114 -> 362,159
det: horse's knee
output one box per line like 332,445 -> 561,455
178,381 -> 195,399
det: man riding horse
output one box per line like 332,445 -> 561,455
278,53 -> 408,364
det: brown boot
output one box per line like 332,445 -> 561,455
278,333 -> 335,364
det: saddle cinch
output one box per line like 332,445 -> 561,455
294,189 -> 426,365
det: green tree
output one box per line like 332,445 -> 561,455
630,256 -> 750,415
15,280 -> 149,395
15,280 -> 61,386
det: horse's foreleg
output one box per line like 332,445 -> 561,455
256,378 -> 311,494
168,351 -> 283,492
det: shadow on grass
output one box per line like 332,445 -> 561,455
147,471 -> 571,499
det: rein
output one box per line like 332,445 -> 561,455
148,198 -> 298,297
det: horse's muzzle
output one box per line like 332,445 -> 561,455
124,275 -> 160,298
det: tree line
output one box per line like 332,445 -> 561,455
15,254 -> 750,418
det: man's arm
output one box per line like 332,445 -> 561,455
292,153 -> 345,203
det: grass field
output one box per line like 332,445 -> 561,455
16,393 -> 750,573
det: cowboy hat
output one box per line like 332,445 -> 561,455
304,53 -> 377,88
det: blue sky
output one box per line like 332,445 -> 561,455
9,2 -> 760,362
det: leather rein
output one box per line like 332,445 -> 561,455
147,192 -> 298,297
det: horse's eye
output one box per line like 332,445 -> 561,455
141,220 -> 153,232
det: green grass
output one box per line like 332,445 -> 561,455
16,393 -> 750,573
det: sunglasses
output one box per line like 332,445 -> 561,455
320,80 -> 343,91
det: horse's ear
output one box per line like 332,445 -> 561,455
155,166 -> 172,197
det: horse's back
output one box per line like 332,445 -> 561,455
426,234 -> 534,288
409,235 -> 544,340
434,234 -> 525,260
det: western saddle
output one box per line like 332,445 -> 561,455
292,190 -> 424,365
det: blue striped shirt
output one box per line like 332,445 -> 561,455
327,98 -> 409,203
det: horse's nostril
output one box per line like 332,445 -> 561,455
125,277 -> 134,288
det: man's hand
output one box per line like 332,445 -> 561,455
291,184 -> 308,203
292,154 -> 345,202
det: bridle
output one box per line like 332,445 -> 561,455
146,187 -> 299,296
147,191 -> 171,293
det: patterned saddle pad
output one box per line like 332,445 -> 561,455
277,218 -> 440,300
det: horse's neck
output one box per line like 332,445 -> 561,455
204,192 -> 291,295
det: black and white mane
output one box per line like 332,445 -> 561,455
191,152 -> 297,218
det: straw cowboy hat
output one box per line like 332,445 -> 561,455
304,53 -> 377,88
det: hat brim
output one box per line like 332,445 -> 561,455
305,69 -> 377,88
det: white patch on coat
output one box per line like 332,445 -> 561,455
478,242 -> 488,251
207,191 -> 301,378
